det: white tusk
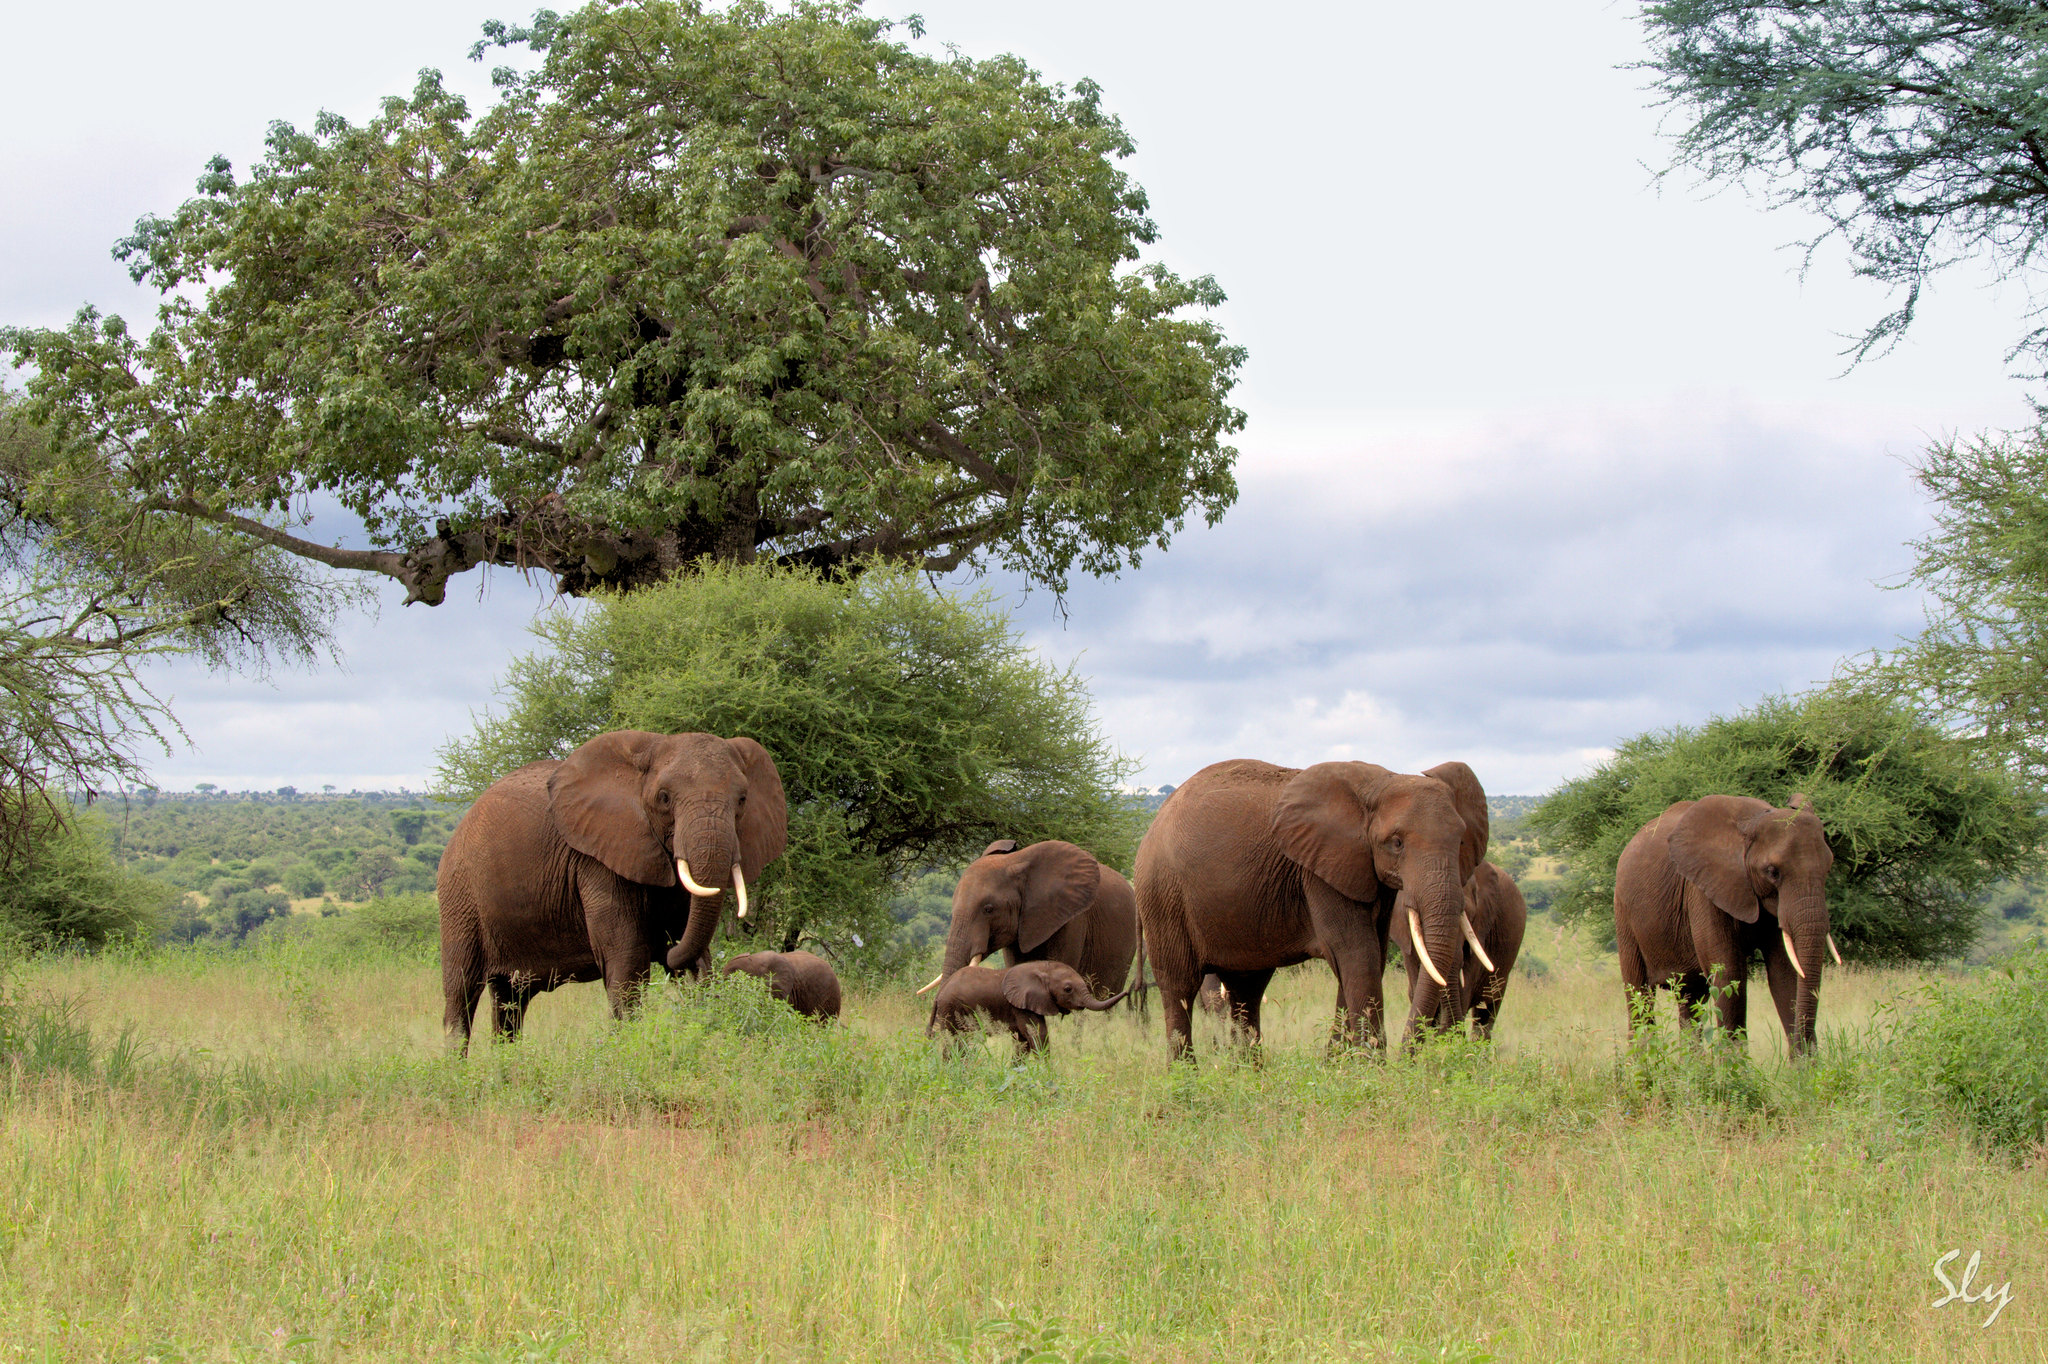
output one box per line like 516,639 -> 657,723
677,857 -> 718,898
1782,930 -> 1807,980
733,861 -> 748,919
1826,933 -> 1843,967
915,973 -> 945,996
1409,907 -> 1449,988
968,954 -> 984,970
1461,913 -> 1497,974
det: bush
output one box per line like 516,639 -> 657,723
1529,689 -> 2043,961
0,807 -> 172,950
281,864 -> 325,898
1884,944 -> 2048,1160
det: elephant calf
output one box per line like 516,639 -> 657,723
926,962 -> 1129,1057
723,950 -> 842,1021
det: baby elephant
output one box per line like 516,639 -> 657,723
926,961 -> 1130,1056
723,950 -> 842,1021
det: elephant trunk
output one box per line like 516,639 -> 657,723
1406,869 -> 1469,1025
939,920 -> 991,982
1078,984 -> 1132,1012
1783,893 -> 1828,1057
664,815 -> 737,975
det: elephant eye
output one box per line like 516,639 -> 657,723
1386,835 -> 1404,854
655,790 -> 670,807
1764,864 -> 1780,882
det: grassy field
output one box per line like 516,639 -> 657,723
0,939 -> 2041,1363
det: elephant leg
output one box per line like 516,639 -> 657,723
577,863 -> 658,1018
1215,968 -> 1275,1050
1303,879 -> 1387,1052
1761,946 -> 1802,1055
444,972 -> 485,1055
1148,929 -> 1202,1061
1673,971 -> 1710,1036
440,920 -> 487,1055
1616,916 -> 1656,1039
1472,969 -> 1508,1041
489,975 -> 540,1040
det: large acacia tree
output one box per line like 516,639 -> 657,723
3,0 -> 1243,606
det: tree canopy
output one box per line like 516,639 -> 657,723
3,0 -> 1243,607
436,560 -> 1141,972
1528,688 -> 2043,961
1642,1 -> 2048,364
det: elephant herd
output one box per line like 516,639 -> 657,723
438,729 -> 1839,1060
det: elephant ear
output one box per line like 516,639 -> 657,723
728,737 -> 789,873
1017,841 -> 1103,953
1001,963 -> 1059,1016
1423,760 -> 1489,881
549,730 -> 674,886
1668,795 -> 1772,925
1271,762 -> 1389,903
982,838 -> 1020,856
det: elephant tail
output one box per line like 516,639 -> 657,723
1129,917 -> 1151,1017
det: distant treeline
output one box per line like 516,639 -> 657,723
91,792 -> 467,945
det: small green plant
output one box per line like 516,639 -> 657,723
948,1308 -> 1129,1364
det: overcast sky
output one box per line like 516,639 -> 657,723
3,1 -> 2037,793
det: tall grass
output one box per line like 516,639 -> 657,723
0,945 -> 2040,1361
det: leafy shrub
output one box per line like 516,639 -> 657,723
1884,944 -> 2048,1159
351,892 -> 439,951
0,808 -> 171,950
281,863 -> 325,898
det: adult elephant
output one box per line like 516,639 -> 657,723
914,839 -> 1138,999
1391,860 -> 1526,1041
437,729 -> 788,1050
1136,758 -> 1489,1059
1613,794 -> 1839,1057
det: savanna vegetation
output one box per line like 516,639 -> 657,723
0,933 -> 2041,1361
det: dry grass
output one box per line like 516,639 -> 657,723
0,941 -> 2040,1362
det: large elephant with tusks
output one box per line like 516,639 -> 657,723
1135,758 -> 1490,1060
437,730 -> 788,1050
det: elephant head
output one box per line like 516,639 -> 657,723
1271,760 -> 1488,1024
934,839 -> 1101,982
1667,793 -> 1835,1051
545,730 -> 788,978
1003,960 -> 1131,1016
